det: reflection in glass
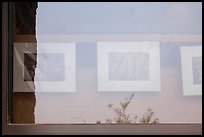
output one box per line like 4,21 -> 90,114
35,53 -> 65,81
109,52 -> 149,81
192,57 -> 202,85
12,2 -> 202,124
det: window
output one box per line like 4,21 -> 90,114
2,2 -> 202,135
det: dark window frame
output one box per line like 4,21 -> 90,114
2,2 -> 202,135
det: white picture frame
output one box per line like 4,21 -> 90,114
13,42 -> 76,92
97,42 -> 161,92
180,46 -> 202,96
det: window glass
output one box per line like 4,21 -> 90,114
12,2 -> 202,124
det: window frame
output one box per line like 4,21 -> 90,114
2,2 -> 202,135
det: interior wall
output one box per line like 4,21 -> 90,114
35,42 -> 202,124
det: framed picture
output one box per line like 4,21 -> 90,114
180,46 -> 202,96
97,42 -> 161,92
13,43 -> 76,92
